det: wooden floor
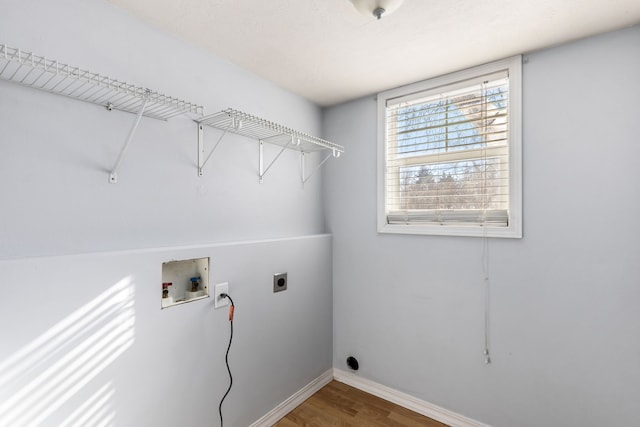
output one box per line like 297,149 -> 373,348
274,381 -> 449,426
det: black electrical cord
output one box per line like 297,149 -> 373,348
218,293 -> 234,427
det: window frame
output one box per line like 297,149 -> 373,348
377,55 -> 522,238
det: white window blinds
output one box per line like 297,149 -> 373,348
384,71 -> 510,228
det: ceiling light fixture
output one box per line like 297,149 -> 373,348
348,0 -> 404,20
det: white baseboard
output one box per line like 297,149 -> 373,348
333,368 -> 490,427
250,368 -> 489,427
249,369 -> 333,427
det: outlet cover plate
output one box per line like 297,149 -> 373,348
214,282 -> 229,309
273,273 -> 287,293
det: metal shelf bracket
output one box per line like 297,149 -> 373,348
301,149 -> 340,185
259,136 -> 297,183
109,90 -> 151,184
197,120 -> 238,176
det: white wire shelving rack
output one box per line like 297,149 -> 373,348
0,44 -> 205,183
196,109 -> 344,183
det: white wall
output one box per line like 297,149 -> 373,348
0,236 -> 333,426
0,0 -> 326,259
0,0 -> 333,425
323,26 -> 640,427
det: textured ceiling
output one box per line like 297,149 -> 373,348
107,0 -> 640,106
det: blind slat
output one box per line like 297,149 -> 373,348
387,133 -> 508,154
387,209 -> 509,226
389,96 -> 508,122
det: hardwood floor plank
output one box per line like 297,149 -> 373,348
275,418 -> 303,427
273,381 -> 449,427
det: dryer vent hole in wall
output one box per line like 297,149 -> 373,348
273,272 -> 287,293
347,356 -> 359,371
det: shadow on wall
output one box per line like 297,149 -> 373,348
0,277 -> 136,426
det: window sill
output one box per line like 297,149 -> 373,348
377,222 -> 522,238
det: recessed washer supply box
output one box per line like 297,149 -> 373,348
161,257 -> 210,309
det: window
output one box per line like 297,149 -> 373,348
377,56 -> 522,238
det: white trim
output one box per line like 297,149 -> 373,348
377,55 -> 522,239
0,234 -> 333,262
249,369 -> 333,427
333,369 -> 491,427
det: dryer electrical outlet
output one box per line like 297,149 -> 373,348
273,273 -> 287,293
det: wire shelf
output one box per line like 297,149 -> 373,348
197,109 -> 344,154
0,44 -> 204,120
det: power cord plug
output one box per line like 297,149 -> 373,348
220,293 -> 234,321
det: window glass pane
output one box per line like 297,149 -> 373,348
389,78 -> 508,159
391,158 -> 508,211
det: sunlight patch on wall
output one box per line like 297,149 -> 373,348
59,382 -> 115,427
0,277 -> 135,426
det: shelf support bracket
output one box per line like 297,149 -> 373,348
197,124 -> 229,176
109,91 -> 150,184
301,151 -> 334,185
259,136 -> 293,183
